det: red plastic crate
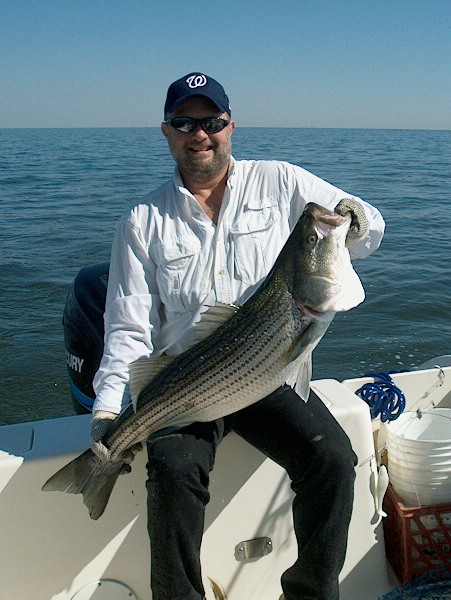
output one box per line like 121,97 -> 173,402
382,484 -> 451,583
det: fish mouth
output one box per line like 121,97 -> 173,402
308,274 -> 337,285
303,305 -> 325,318
294,296 -> 325,319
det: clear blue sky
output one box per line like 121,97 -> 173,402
2,0 -> 450,129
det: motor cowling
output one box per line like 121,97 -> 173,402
63,263 -> 109,414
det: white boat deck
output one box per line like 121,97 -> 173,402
1,365 -> 450,600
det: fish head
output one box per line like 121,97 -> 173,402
289,202 -> 365,315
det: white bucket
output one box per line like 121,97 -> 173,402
388,472 -> 451,507
386,408 -> 451,444
387,459 -> 450,482
387,451 -> 451,468
386,409 -> 451,506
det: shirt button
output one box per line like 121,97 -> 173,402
218,269 -> 224,275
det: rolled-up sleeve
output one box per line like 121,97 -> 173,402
93,218 -> 161,413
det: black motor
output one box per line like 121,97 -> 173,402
63,263 -> 109,414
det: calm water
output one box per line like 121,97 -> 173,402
1,127 -> 450,425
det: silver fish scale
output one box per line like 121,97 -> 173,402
106,275 -> 309,461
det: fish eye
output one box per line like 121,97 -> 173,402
306,233 -> 318,245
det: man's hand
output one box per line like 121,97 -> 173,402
90,410 -> 117,461
335,198 -> 369,245
90,411 -> 143,471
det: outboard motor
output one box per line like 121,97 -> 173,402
63,263 -> 109,414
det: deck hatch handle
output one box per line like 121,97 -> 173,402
234,537 -> 273,561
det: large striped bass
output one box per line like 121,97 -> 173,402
42,202 -> 367,519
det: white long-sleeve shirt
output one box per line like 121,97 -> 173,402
93,158 -> 385,413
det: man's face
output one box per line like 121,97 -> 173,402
162,96 -> 235,183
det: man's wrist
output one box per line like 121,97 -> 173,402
92,410 -> 118,420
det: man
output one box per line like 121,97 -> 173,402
92,73 -> 385,600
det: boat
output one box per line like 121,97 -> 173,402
1,264 -> 450,600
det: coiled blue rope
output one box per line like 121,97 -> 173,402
356,372 -> 406,422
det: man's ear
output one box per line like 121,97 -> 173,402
161,122 -> 169,138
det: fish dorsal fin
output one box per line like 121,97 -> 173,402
129,355 -> 175,411
194,302 -> 239,343
128,302 -> 239,409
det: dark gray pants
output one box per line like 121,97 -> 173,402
146,386 -> 357,600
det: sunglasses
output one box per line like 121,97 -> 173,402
164,117 -> 230,134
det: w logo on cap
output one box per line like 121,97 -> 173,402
186,74 -> 207,88
165,72 -> 230,116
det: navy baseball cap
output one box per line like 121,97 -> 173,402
164,73 -> 231,116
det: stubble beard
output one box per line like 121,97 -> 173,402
171,137 -> 232,182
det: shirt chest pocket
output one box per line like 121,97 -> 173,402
150,238 -> 204,313
230,198 -> 281,285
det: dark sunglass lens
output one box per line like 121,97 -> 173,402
168,117 -> 229,133
171,118 -> 196,132
203,118 -> 228,133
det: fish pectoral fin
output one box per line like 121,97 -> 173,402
194,302 -> 240,343
129,356 -> 175,410
286,322 -> 317,363
286,316 -> 333,364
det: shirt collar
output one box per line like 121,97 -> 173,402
227,156 -> 236,189
173,168 -> 185,192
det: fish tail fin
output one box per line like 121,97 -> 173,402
42,449 -> 123,520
